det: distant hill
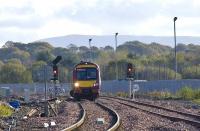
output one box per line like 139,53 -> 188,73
38,35 -> 200,48
2,40 -> 200,64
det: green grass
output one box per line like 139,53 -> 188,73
176,86 -> 195,100
192,99 -> 200,105
0,104 -> 13,117
115,92 -> 129,97
114,87 -> 200,105
148,91 -> 173,99
147,87 -> 200,105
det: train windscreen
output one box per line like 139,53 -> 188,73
76,68 -> 97,80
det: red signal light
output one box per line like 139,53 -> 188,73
53,70 -> 57,74
53,65 -> 58,80
127,63 -> 135,78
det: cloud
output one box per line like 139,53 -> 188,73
177,17 -> 200,36
37,19 -> 102,38
0,28 -> 37,45
56,0 -> 159,25
0,0 -> 200,47
0,18 -> 44,29
54,0 -> 200,36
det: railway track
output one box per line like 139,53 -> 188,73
101,96 -> 200,128
96,100 -> 120,131
72,99 -> 120,131
61,102 -> 85,131
6,96 -> 120,131
6,94 -> 199,130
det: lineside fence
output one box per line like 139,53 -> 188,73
1,79 -> 200,98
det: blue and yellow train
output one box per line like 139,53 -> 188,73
70,61 -> 101,100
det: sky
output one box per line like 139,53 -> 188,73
0,0 -> 200,46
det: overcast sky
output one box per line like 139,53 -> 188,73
0,0 -> 200,46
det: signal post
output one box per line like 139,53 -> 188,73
126,63 -> 135,99
52,65 -> 59,97
51,56 -> 62,97
44,56 -> 62,117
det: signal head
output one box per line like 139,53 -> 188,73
127,63 -> 135,79
53,65 -> 58,80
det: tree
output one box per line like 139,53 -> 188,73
13,49 -> 30,62
95,51 -> 114,66
7,58 -> 22,65
52,47 -> 69,56
182,66 -> 200,79
67,44 -> 78,53
31,61 -> 47,82
37,51 -> 54,63
103,61 -> 116,80
91,46 -> 99,52
61,52 -> 80,69
2,41 -> 14,48
0,60 -> 32,83
58,67 -> 69,82
0,61 -> 4,70
104,46 -> 114,52
79,46 -> 89,52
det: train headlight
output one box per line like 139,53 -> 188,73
93,83 -> 99,87
74,82 -> 79,87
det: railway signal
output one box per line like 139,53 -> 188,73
52,65 -> 58,80
127,63 -> 135,79
51,56 -> 62,81
126,63 -> 136,98
52,56 -> 62,65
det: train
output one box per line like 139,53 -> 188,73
70,61 -> 101,100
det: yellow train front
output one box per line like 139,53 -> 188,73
70,61 -> 101,100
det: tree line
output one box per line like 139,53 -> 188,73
0,41 -> 200,83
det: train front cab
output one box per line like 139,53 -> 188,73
71,62 -> 100,99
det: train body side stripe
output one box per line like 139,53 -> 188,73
76,65 -> 97,68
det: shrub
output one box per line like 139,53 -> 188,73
193,99 -> 200,105
116,92 -> 128,97
148,91 -> 172,99
0,104 -> 13,117
194,89 -> 200,99
177,86 -> 194,100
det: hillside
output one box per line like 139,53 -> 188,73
1,40 -> 200,83
1,40 -> 200,63
0,40 -> 173,63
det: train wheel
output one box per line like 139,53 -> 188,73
74,93 -> 81,101
89,97 -> 95,101
89,94 -> 97,101
70,90 -> 74,97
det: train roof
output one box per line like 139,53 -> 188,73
74,61 -> 99,69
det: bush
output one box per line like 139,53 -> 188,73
194,89 -> 200,99
0,104 -> 13,117
193,99 -> 200,105
148,91 -> 172,99
177,86 -> 195,100
116,92 -> 128,97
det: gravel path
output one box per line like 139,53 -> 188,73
99,98 -> 199,131
77,100 -> 114,131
